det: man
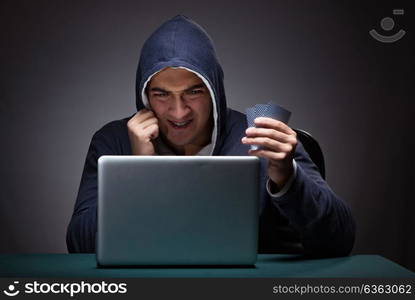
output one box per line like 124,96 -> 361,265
67,15 -> 355,256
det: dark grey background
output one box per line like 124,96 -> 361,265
1,0 -> 414,271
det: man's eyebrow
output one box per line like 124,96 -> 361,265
149,84 -> 205,93
185,84 -> 205,91
149,87 -> 168,93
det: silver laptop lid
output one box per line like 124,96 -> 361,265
97,156 -> 260,266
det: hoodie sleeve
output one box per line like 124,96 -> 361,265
66,123 -> 125,253
269,142 -> 356,257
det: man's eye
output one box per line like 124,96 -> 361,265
154,93 -> 168,97
188,89 -> 203,95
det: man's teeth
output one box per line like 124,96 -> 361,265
171,121 -> 191,127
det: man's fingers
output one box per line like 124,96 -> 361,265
139,116 -> 158,130
127,109 -> 157,134
248,149 -> 290,161
130,109 -> 155,124
142,123 -> 159,140
243,118 -> 297,153
242,136 -> 293,153
253,117 -> 295,135
127,109 -> 158,155
245,127 -> 295,144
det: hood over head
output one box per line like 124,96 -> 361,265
135,15 -> 227,154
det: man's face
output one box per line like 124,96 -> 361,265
147,68 -> 213,153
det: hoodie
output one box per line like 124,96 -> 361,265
135,15 -> 224,155
67,15 -> 355,256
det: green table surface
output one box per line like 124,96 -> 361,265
0,254 -> 413,278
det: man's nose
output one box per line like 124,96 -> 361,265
169,96 -> 190,119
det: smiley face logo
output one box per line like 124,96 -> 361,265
3,281 -> 20,297
370,9 -> 406,43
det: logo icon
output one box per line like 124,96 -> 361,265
370,9 -> 406,43
3,281 -> 20,297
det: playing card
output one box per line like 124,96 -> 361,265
264,101 -> 291,124
245,107 -> 256,128
245,102 -> 291,150
245,106 -> 260,150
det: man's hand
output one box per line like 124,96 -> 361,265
127,109 -> 159,155
242,117 -> 297,191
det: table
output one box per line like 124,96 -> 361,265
0,254 -> 413,278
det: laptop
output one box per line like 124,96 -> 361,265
96,155 -> 260,266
